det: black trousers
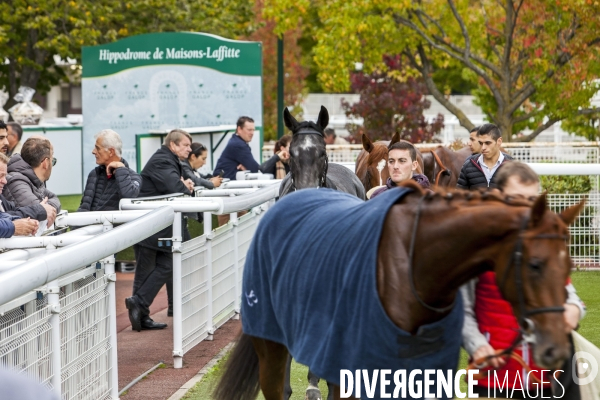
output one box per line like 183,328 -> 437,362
132,244 -> 173,317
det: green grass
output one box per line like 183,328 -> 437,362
58,194 -> 82,213
182,271 -> 600,400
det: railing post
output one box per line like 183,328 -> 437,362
231,211 -> 240,319
101,220 -> 120,399
204,211 -> 214,340
172,212 -> 184,369
47,279 -> 61,398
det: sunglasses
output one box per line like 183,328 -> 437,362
46,157 -> 57,166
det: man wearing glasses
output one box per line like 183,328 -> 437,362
1,136 -> 60,227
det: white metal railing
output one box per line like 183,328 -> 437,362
0,207 -> 174,400
263,142 -> 600,164
119,181 -> 281,368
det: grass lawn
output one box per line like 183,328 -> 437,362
182,271 -> 600,400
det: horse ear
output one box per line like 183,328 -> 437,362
361,134 -> 374,153
530,193 -> 548,227
316,105 -> 329,130
283,107 -> 299,132
560,198 -> 586,226
390,131 -> 400,146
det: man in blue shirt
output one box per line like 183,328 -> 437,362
213,116 -> 260,180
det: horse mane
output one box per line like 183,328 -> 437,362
397,181 -> 535,208
367,143 -> 389,164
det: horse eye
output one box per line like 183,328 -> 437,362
528,259 -> 545,272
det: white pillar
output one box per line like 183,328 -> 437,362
47,279 -> 61,398
172,212 -> 184,369
231,211 -> 240,319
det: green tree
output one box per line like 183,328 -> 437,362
0,0 -> 254,107
264,0 -> 600,142
245,0 -> 308,141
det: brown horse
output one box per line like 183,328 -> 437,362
213,184 -> 584,400
422,146 -> 472,187
355,133 -> 424,193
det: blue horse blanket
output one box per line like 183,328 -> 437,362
242,188 -> 463,399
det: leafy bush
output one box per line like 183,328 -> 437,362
540,175 -> 593,194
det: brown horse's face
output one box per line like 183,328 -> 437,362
355,143 -> 390,193
497,196 -> 584,369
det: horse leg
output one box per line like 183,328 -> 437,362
327,381 -> 335,400
306,369 -> 323,400
251,337 -> 289,400
283,354 -> 293,400
332,384 -> 359,400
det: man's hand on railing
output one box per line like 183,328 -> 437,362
13,217 -> 39,236
40,197 -> 57,226
181,177 -> 195,193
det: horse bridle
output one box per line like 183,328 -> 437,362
408,196 -> 568,340
289,129 -> 328,192
430,150 -> 450,185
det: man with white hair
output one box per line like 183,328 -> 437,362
78,129 -> 141,211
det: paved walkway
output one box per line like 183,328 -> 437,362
116,272 -> 240,399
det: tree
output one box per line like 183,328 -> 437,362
264,0 -> 600,142
0,0 -> 255,108
342,55 -> 443,143
246,0 -> 308,141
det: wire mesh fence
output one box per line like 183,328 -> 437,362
547,193 -> 600,268
0,265 -> 115,400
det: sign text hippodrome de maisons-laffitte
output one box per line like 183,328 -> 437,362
98,46 -> 241,64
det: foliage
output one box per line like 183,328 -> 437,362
263,0 -> 600,142
341,55 -> 443,143
246,0 -> 308,141
540,175 -> 593,194
0,0 -> 255,106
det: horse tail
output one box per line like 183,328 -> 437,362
213,333 -> 260,400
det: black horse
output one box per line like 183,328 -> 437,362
279,106 -> 365,199
279,105 -> 364,399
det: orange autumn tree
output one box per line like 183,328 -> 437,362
265,0 -> 600,141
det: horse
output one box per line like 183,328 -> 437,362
421,146 -> 472,187
355,133 -> 425,194
278,105 -> 364,399
279,105 -> 365,199
214,183 -> 584,400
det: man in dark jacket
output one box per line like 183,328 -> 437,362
213,116 -> 260,180
369,141 -> 431,199
0,152 -> 49,221
0,212 -> 39,238
78,129 -> 141,211
2,136 -> 61,227
457,123 -> 512,190
126,129 -> 194,332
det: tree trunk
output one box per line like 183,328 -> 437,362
496,114 -> 514,143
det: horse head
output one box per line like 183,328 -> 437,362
492,194 -> 585,369
284,105 -> 329,190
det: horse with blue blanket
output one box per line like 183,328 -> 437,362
214,181 -> 583,400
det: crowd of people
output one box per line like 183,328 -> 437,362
0,115 -> 294,332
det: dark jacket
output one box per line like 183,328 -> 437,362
0,212 -> 18,238
213,134 -> 260,180
138,146 -> 193,250
78,159 -> 141,212
370,174 -> 431,199
259,154 -> 289,177
0,193 -> 47,221
181,159 -> 215,189
456,153 -> 513,190
3,154 -> 61,211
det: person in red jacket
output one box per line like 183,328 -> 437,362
461,162 -> 586,399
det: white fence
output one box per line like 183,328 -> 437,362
0,208 -> 174,399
